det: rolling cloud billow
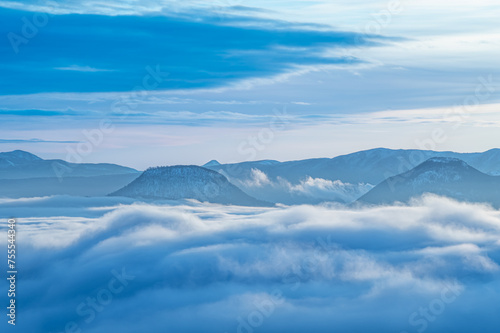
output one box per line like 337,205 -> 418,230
0,194 -> 499,333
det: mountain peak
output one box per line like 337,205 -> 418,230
417,157 -> 472,171
203,160 -> 221,167
0,150 -> 42,161
426,157 -> 465,163
403,158 -> 481,186
424,156 -> 468,166
0,150 -> 42,167
358,156 -> 499,206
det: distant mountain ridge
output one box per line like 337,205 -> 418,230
0,150 -> 140,198
2,148 -> 500,205
110,165 -> 272,207
202,148 -> 500,204
358,157 -> 500,207
0,150 -> 139,179
204,148 -> 500,185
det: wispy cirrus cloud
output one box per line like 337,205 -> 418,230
0,138 -> 81,143
54,65 -> 115,72
0,6 -> 384,96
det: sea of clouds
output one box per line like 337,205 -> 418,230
0,194 -> 499,333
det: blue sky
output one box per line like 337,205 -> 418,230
1,0 -> 500,168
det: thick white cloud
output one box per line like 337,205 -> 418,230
227,168 -> 374,204
1,194 -> 499,332
288,176 -> 374,202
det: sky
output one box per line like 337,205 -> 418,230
1,0 -> 500,169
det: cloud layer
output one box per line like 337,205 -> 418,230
1,194 -> 499,332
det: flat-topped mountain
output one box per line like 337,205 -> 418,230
110,165 -> 272,206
